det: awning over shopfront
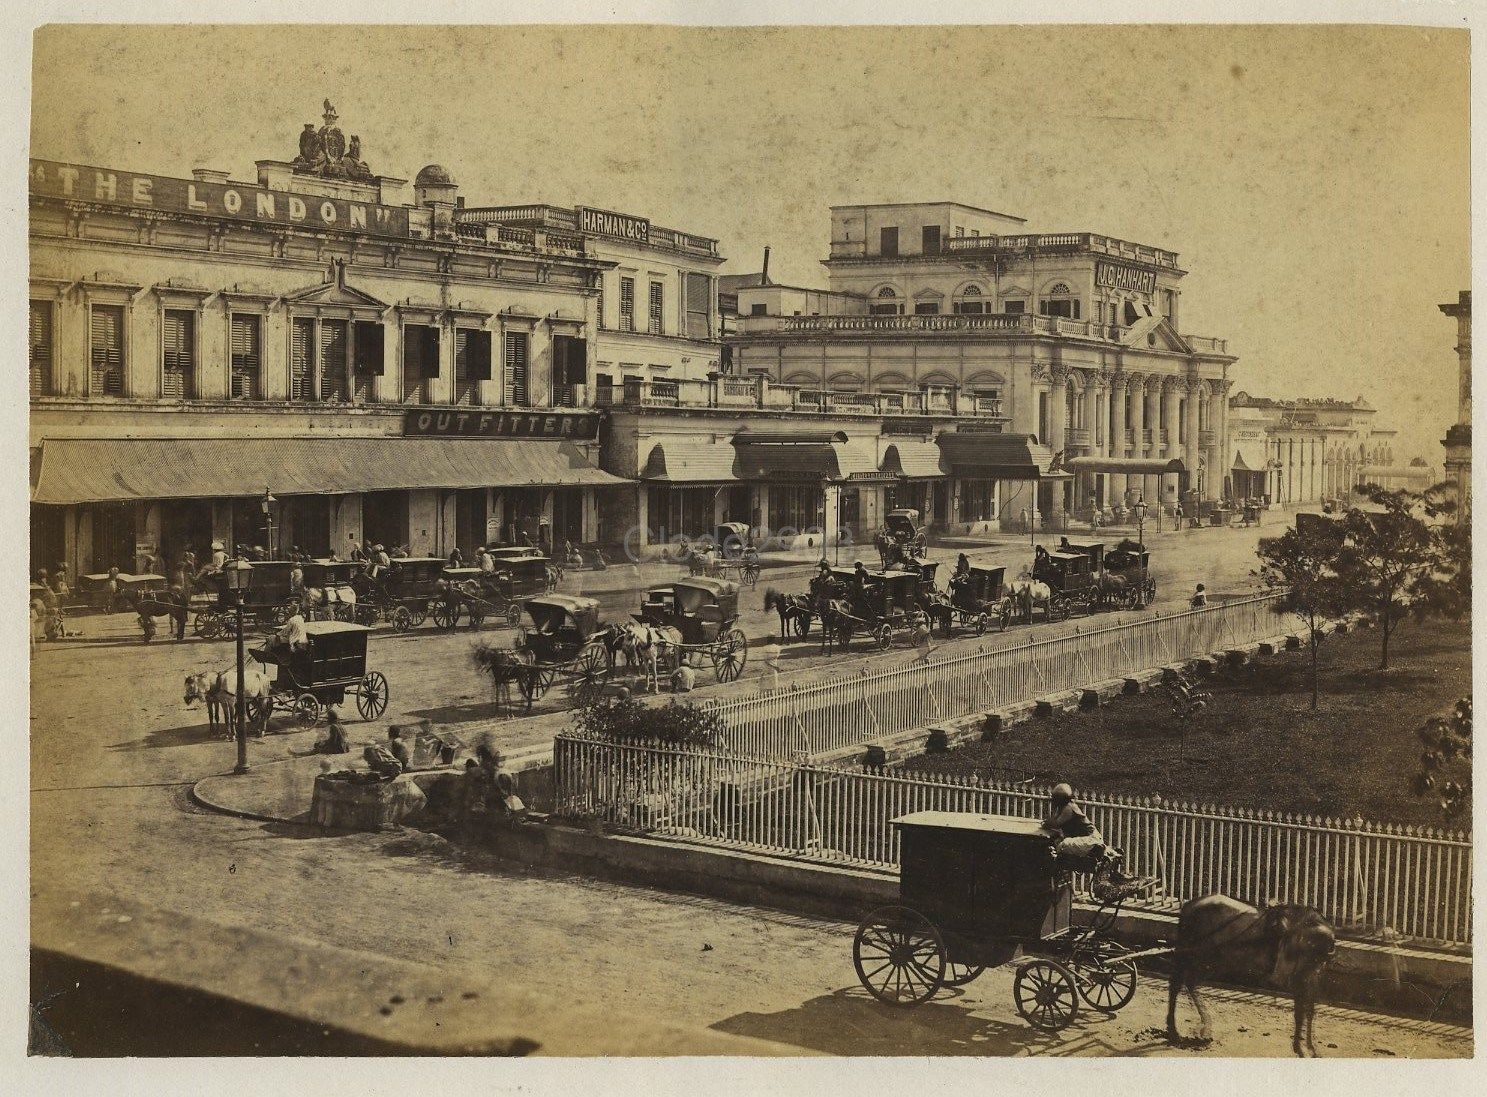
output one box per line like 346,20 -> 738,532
881,440 -> 947,479
1230,439 -> 1269,472
935,432 -> 1070,480
641,441 -> 739,482
1062,456 -> 1188,476
732,427 -> 850,444
731,428 -> 869,481
30,436 -> 629,505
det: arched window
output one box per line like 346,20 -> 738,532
1039,281 -> 1081,320
953,284 -> 988,315
870,285 -> 903,316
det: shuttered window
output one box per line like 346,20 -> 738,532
161,309 -> 195,399
319,319 -> 348,402
351,320 -> 383,402
648,281 -> 664,334
552,335 -> 586,408
596,283 -> 605,330
454,328 -> 488,407
684,273 -> 712,339
290,318 -> 315,401
229,314 -> 260,399
29,301 -> 52,398
504,331 -> 530,407
402,324 -> 438,402
619,277 -> 635,332
90,304 -> 125,396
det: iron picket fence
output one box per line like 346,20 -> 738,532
553,734 -> 1473,946
706,594 -> 1285,759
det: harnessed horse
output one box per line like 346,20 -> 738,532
184,665 -> 274,738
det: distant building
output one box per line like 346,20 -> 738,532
1439,290 -> 1471,523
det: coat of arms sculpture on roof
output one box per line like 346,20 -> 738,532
291,99 -> 373,182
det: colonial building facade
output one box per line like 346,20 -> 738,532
725,202 -> 1237,535
28,103 -> 723,574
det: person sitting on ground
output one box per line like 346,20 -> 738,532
563,540 -> 583,568
387,727 -> 411,772
362,740 -> 403,781
315,704 -> 350,754
1191,583 -> 1207,609
493,770 -> 526,818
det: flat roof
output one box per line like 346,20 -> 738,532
891,811 -> 1050,838
830,201 -> 1027,224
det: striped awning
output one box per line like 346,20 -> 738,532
30,436 -> 628,505
936,432 -> 1070,480
881,440 -> 946,478
641,441 -> 739,482
1062,456 -> 1187,476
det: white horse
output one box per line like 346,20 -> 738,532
1005,578 -> 1054,623
620,621 -> 682,693
302,584 -> 357,621
184,665 -> 274,738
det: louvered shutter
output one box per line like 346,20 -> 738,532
684,273 -> 712,340
504,331 -> 529,407
90,305 -> 124,396
453,329 -> 480,407
230,315 -> 260,399
161,309 -> 194,399
319,319 -> 348,401
29,301 -> 52,397
290,318 -> 314,401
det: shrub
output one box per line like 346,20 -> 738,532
570,696 -> 723,748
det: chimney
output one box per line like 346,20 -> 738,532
761,246 -> 771,286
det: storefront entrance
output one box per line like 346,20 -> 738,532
362,490 -> 409,555
838,487 -> 861,545
504,488 -> 545,546
89,503 -> 136,574
30,505 -> 66,576
454,489 -> 487,557
159,499 -> 214,569
550,488 -> 584,547
279,495 -> 331,558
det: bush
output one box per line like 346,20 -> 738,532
570,696 -> 723,748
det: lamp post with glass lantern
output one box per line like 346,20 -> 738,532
223,557 -> 254,775
1134,498 -> 1148,547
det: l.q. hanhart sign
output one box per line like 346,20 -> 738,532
403,409 -> 601,440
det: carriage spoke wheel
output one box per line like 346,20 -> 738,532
974,612 -> 989,636
712,628 -> 748,682
942,960 -> 987,987
194,613 -> 220,640
504,603 -> 522,628
791,613 -> 811,638
391,605 -> 414,632
1073,953 -> 1137,1013
356,671 -> 389,721
570,643 -> 611,704
852,905 -> 946,1007
1013,959 -> 1080,1031
433,602 -> 459,630
743,564 -> 760,589
293,694 -> 322,729
873,623 -> 893,650
407,602 -> 430,628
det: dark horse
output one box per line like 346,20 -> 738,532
762,587 -> 814,640
1166,894 -> 1337,1056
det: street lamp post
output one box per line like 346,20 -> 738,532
1134,499 -> 1148,546
223,557 -> 254,775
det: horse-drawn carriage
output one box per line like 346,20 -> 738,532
1030,546 -> 1095,620
851,812 -> 1140,1028
934,563 -> 1010,636
300,559 -> 360,622
1102,539 -> 1156,609
248,620 -> 390,728
827,563 -> 938,649
193,561 -> 299,639
686,523 -> 762,589
510,595 -> 613,704
435,555 -> 551,629
78,571 -> 168,612
352,556 -> 445,630
636,576 -> 749,683
874,509 -> 928,569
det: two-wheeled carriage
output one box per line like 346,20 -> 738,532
686,523 -> 762,589
247,620 -> 390,728
636,576 -> 749,682
852,812 -> 1143,1030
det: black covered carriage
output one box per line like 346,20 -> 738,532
1031,547 -> 1095,619
248,620 -> 389,727
79,572 -> 168,613
300,559 -> 360,622
1103,539 -> 1156,608
351,556 -> 442,630
193,561 -> 299,639
829,562 -> 938,649
851,812 -> 1139,1029
939,563 -> 1010,635
438,555 -> 552,629
512,594 -> 612,703
637,576 -> 748,682
875,509 -> 927,568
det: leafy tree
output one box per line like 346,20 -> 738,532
1335,485 -> 1441,670
1254,518 -> 1349,709
1413,483 -> 1470,623
569,696 -> 723,748
1412,698 -> 1472,820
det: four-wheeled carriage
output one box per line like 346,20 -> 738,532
933,563 -> 1011,636
80,572 -> 168,613
351,556 -> 447,630
512,595 -> 613,704
1102,539 -> 1156,608
687,523 -> 761,589
851,812 -> 1140,1029
637,576 -> 749,682
875,509 -> 928,569
248,620 -> 389,728
433,567 -> 491,630
1031,548 -> 1095,619
828,563 -> 938,649
437,555 -> 552,629
299,559 -> 360,622
193,561 -> 299,639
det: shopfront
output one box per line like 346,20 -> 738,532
934,431 -> 1068,534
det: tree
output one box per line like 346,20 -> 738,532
1335,485 -> 1441,670
1414,482 -> 1471,623
1254,518 -> 1349,709
569,696 -> 723,747
1412,698 -> 1472,820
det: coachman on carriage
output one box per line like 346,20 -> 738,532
874,509 -> 928,569
1029,546 -> 1094,620
194,560 -> 298,639
826,562 -> 939,649
248,619 -> 390,728
935,562 -> 1010,636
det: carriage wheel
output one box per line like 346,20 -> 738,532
272,603 -> 294,627
1048,599 -> 1070,623
999,602 -> 1015,630
943,960 -> 987,988
974,612 -> 989,636
334,601 -> 356,623
712,628 -> 747,682
354,604 -> 378,627
504,602 -> 522,628
407,601 -> 430,628
873,623 -> 893,650
791,613 -> 812,638
194,612 -> 219,640
293,694 -> 321,728
356,671 -> 389,721
571,643 -> 611,704
743,563 -> 761,589
1013,959 -> 1080,1031
433,602 -> 459,630
391,605 -> 414,632
1072,952 -> 1138,1013
853,905 -> 946,1007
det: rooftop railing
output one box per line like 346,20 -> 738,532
595,375 -> 1008,419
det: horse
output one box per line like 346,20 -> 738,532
184,665 -> 274,738
1005,578 -> 1053,623
762,587 -> 814,640
302,584 -> 356,621
1166,894 -> 1338,1057
619,621 -> 683,693
1092,572 -> 1133,610
816,597 -> 859,654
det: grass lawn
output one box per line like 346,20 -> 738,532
900,618 -> 1471,828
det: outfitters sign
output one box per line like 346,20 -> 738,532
29,159 -> 411,238
403,409 -> 600,440
577,205 -> 649,244
1095,260 -> 1158,296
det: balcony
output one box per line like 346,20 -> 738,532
738,312 -> 1119,340
596,376 -> 1009,421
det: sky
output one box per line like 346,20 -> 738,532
30,23 -> 1469,463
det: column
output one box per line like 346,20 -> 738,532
1046,374 -> 1067,521
1184,377 -> 1201,505
1160,381 -> 1180,511
1143,380 -> 1161,503
1209,388 -> 1226,503
1109,375 -> 1128,504
1081,379 -> 1101,514
1126,376 -> 1145,507
824,483 -> 841,547
1216,383 -> 1232,503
